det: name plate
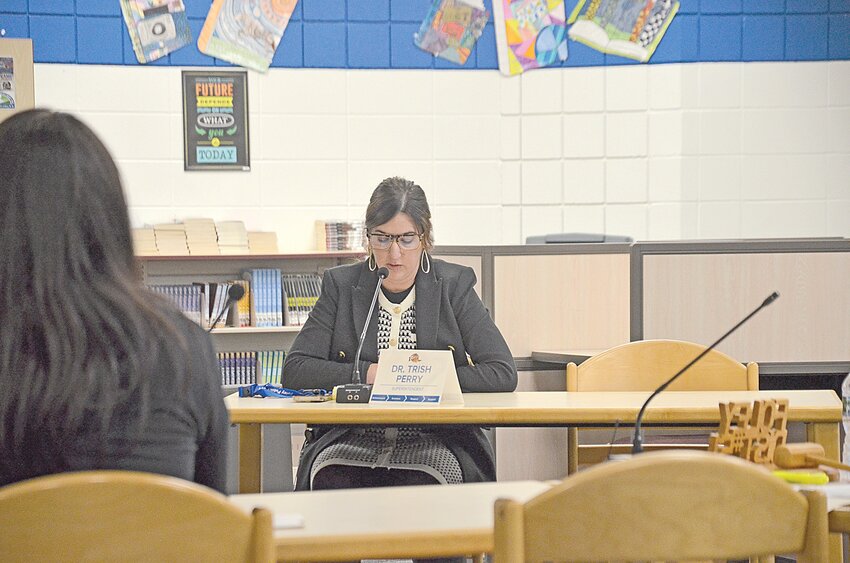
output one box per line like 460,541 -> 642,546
369,349 -> 463,405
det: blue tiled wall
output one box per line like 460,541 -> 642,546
1,1 -> 848,68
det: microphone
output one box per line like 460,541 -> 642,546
335,266 -> 389,403
207,284 -> 246,333
631,291 -> 780,455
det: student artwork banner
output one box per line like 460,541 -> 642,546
182,70 -> 250,171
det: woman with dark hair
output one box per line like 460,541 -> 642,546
283,177 -> 517,498
0,109 -> 227,492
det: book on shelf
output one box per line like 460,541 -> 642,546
218,349 -> 285,386
316,220 -> 366,252
248,231 -> 279,254
207,281 -> 236,329
216,220 -> 250,255
148,284 -> 205,326
218,351 -> 256,386
231,279 -> 251,327
132,227 -> 157,256
153,222 -> 190,256
246,268 -> 283,327
145,267 -> 324,330
281,273 -> 321,326
148,281 -> 254,329
257,349 -> 285,385
184,217 -> 220,255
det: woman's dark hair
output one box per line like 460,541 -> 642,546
0,109 -> 189,480
365,177 -> 434,251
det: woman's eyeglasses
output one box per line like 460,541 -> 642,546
368,231 -> 422,250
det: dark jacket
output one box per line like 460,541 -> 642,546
282,258 -> 517,490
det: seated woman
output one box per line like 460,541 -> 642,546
0,110 -> 228,492
283,176 -> 518,494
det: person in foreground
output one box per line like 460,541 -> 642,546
0,109 -> 228,492
283,177 -> 517,496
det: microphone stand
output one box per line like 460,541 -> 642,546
631,292 -> 779,454
207,284 -> 246,333
335,267 -> 389,403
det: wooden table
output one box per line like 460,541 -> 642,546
226,389 -> 841,494
229,480 -> 551,562
232,477 -> 850,563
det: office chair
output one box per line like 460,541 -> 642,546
566,339 -> 759,474
0,470 -> 274,562
493,450 -> 829,562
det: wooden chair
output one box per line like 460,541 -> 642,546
566,339 -> 759,474
0,470 -> 274,562
493,450 -> 829,563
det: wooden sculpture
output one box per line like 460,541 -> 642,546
708,399 -> 788,464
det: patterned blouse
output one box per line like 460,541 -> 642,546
310,286 -> 463,486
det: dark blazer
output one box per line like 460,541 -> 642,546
282,258 -> 518,490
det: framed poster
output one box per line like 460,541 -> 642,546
182,70 -> 250,171
0,39 -> 34,124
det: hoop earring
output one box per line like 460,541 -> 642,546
420,250 -> 431,274
367,252 -> 377,271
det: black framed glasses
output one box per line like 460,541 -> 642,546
368,231 -> 422,250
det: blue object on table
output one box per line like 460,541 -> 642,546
238,384 -> 330,399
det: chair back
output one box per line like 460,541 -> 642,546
567,339 -> 758,392
494,450 -> 829,563
0,470 -> 274,563
565,339 -> 759,474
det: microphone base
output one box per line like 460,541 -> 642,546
335,384 -> 372,403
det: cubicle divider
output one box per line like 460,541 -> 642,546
434,244 -> 632,481
434,244 -> 633,359
632,239 -> 850,363
437,238 -> 850,372
436,239 -> 850,481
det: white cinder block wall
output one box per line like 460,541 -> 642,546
33,61 -> 850,251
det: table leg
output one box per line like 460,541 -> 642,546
808,421 -> 843,563
239,423 -> 262,494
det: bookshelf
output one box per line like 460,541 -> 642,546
137,250 -> 364,359
137,251 -> 364,493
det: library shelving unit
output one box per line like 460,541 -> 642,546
138,250 -> 365,493
137,250 -> 365,372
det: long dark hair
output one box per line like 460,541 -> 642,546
365,177 -> 434,250
0,110 -> 188,480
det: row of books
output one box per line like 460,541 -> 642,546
148,284 -> 204,326
217,350 -> 286,386
148,281 -> 249,329
282,273 -> 322,326
150,269 -> 322,328
246,269 -> 323,327
131,219 -> 278,256
248,268 -> 284,327
316,220 -> 366,252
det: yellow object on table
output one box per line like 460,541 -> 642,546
773,469 -> 830,485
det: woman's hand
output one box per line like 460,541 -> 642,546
366,363 -> 379,384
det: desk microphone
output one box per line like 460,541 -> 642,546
207,284 -> 245,333
335,266 -> 389,403
631,291 -> 780,455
